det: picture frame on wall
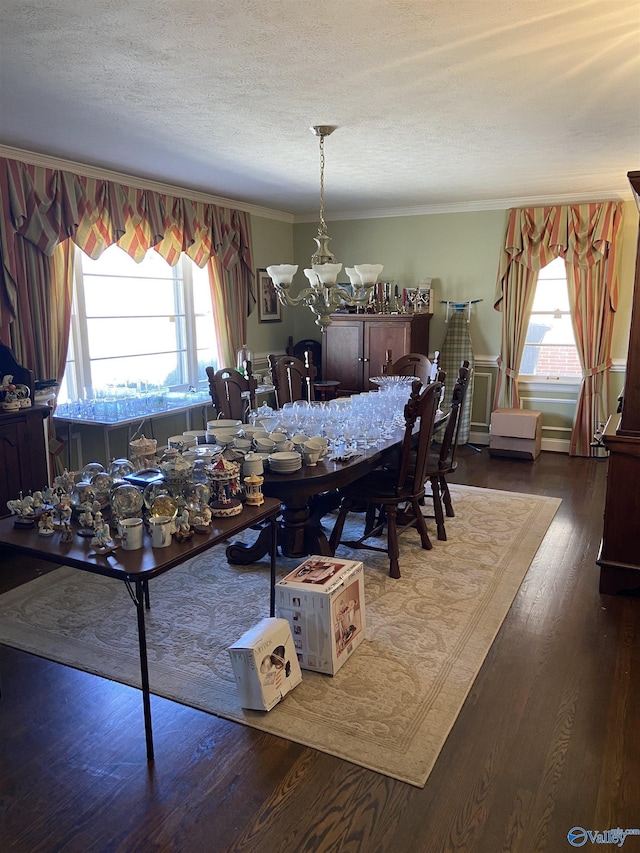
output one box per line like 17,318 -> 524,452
257,269 -> 282,323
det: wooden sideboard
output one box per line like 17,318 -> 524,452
0,405 -> 50,516
598,170 -> 640,594
322,313 -> 431,394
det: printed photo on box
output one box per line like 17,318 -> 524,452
282,557 -> 349,586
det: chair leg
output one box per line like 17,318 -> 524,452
440,474 -> 454,517
411,497 -> 433,550
364,503 -> 378,536
430,475 -> 447,541
385,505 -> 401,579
329,497 -> 352,553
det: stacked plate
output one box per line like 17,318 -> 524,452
268,451 -> 302,474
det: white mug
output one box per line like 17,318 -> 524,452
149,515 -> 173,548
118,516 -> 144,550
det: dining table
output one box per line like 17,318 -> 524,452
226,408 -> 449,565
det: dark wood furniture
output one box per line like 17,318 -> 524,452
0,343 -> 49,515
383,351 -> 433,385
322,313 -> 432,394
0,497 -> 281,760
0,407 -> 50,516
226,395 -> 448,570
426,361 -> 472,540
598,171 -> 640,594
206,363 -> 257,422
329,380 -> 442,578
268,353 -> 316,406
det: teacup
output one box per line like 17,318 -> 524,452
292,433 -> 310,449
306,436 -> 328,456
302,446 -> 321,466
233,438 -> 252,453
213,429 -> 241,446
268,432 -> 287,444
183,429 -> 207,445
274,439 -> 294,452
254,437 -> 276,453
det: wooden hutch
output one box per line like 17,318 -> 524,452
322,312 -> 431,395
598,170 -> 640,593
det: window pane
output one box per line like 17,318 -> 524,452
90,352 -> 184,390
521,257 -> 580,378
84,277 -> 181,317
63,247 -> 218,403
86,317 -> 183,359
531,278 -> 570,312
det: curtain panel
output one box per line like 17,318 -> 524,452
494,201 -> 624,456
0,156 -> 255,375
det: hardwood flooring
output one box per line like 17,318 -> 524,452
1,449 -> 639,853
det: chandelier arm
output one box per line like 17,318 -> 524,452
272,284 -> 317,308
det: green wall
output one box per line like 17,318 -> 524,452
290,202 -> 638,361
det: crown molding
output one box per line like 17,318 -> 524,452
2,145 -> 631,225
294,189 -> 633,222
0,145 -> 295,224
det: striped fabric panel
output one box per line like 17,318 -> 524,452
0,155 -> 255,325
494,201 -> 624,455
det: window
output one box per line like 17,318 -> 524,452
520,257 -> 581,379
60,246 -> 218,404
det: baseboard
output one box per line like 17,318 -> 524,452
467,430 -> 571,454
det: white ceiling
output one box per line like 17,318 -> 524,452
1,0 -> 639,220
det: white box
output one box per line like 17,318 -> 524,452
275,556 -> 366,676
228,617 -> 302,711
489,407 -> 543,460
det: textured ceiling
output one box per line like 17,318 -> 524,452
1,0 -> 639,219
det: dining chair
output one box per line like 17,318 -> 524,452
329,378 -> 442,579
425,360 -> 472,540
268,353 -> 317,407
382,351 -> 432,385
206,363 -> 257,423
286,337 -> 323,381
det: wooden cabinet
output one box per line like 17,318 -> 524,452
0,406 -> 50,516
598,170 -> 640,594
322,313 -> 431,394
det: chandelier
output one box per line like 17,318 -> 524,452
267,126 -> 383,331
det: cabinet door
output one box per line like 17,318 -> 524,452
363,320 -> 411,386
0,410 -> 48,514
323,319 -> 364,393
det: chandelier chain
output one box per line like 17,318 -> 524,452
318,134 -> 326,236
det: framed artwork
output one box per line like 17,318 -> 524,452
257,269 -> 282,323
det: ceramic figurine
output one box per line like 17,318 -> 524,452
37,512 -> 54,536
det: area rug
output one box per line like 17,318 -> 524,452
0,485 -> 560,787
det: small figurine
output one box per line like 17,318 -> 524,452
38,512 -> 54,536
174,507 -> 194,542
90,513 -> 115,550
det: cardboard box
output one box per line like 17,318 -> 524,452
275,556 -> 365,676
489,408 -> 542,460
228,617 -> 302,711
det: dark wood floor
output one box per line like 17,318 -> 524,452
2,449 -> 639,853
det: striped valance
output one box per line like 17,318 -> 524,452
0,156 -> 254,327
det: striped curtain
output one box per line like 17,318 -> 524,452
0,156 -> 254,384
494,202 -> 623,456
565,204 -> 623,456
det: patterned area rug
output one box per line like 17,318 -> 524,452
0,485 -> 560,787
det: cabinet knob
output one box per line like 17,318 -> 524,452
363,357 -> 369,363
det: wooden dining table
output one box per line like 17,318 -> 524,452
226,409 -> 449,564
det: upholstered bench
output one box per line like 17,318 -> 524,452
489,407 -> 542,460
